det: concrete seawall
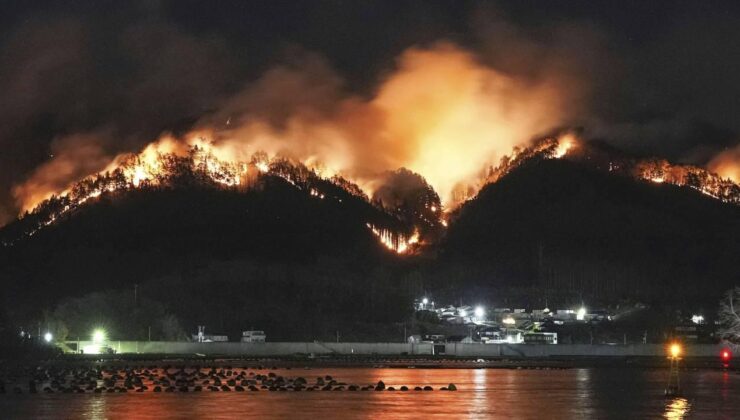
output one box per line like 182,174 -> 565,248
67,341 -> 729,358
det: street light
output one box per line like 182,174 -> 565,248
422,298 -> 429,305
43,332 -> 53,343
670,343 -> 681,359
474,306 -> 485,319
92,329 -> 106,344
665,342 -> 682,396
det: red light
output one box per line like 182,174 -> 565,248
721,349 -> 732,361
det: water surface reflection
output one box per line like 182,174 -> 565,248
0,368 -> 736,419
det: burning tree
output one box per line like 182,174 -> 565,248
718,287 -> 740,344
372,168 -> 443,233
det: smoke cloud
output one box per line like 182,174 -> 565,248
3,2 -> 740,225
13,132 -> 114,212
145,42 -> 574,207
708,144 -> 740,183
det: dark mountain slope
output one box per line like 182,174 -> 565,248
0,174 -> 410,324
436,158 -> 740,302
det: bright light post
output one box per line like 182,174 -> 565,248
665,342 -> 682,396
82,329 -> 107,355
670,343 -> 681,359
43,332 -> 53,343
576,307 -> 586,321
92,329 -> 106,344
474,306 -> 485,322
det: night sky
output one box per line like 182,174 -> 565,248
2,0 -> 740,223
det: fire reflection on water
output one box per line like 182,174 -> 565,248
1,368 -> 736,419
664,397 -> 690,419
83,396 -> 106,420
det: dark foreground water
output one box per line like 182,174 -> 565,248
1,367 -> 738,419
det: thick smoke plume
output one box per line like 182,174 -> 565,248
13,42 -> 574,213
9,3 -> 740,225
708,144 -> 740,183
12,132 -> 113,212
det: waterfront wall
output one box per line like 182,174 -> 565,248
66,341 -> 728,358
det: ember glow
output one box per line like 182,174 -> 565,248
632,159 -> 740,202
367,223 -> 420,254
553,134 -> 576,158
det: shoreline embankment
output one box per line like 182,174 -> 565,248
45,341 -> 737,370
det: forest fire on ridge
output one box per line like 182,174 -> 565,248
3,130 -> 739,254
5,133 -> 432,254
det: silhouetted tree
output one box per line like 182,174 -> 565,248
718,287 -> 740,344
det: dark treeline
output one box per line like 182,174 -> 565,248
38,257 -> 412,342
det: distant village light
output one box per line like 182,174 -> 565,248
576,307 -> 587,321
44,332 -> 53,343
422,298 -> 429,305
474,306 -> 485,318
691,315 -> 704,325
503,316 -> 516,325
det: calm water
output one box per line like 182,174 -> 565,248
1,367 -> 738,419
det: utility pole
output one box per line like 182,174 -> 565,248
134,284 -> 138,307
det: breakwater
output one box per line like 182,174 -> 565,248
63,341 -> 730,358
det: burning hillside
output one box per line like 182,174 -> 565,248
464,134 -> 740,207
1,135 -> 427,254
8,39 -> 737,250
4,130 -> 739,252
10,43 -> 575,221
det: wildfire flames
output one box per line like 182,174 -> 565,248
4,129 -> 739,252
459,133 -> 739,206
367,223 -> 420,254
708,144 -> 740,184
634,159 -> 740,202
5,42 -> 739,252
13,42 -> 573,217
7,132 -> 429,254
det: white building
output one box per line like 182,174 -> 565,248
241,330 -> 266,343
